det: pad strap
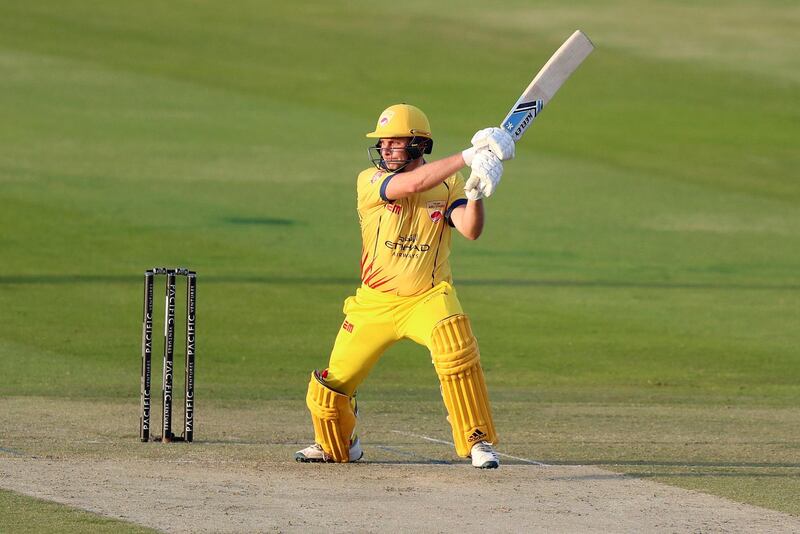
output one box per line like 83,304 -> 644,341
431,315 -> 498,457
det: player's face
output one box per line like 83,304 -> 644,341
379,138 -> 412,171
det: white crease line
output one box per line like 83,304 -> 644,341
392,430 -> 550,467
495,451 -> 550,467
392,430 -> 452,447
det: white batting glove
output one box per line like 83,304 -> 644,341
464,175 -> 481,200
471,127 -> 515,161
465,150 -> 503,200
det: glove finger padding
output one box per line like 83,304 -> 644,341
468,150 -> 503,199
465,173 -> 483,201
465,173 -> 479,189
470,127 -> 496,146
481,177 -> 494,198
472,150 -> 503,177
471,127 -> 515,161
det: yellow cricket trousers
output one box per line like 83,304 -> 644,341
323,281 -> 463,396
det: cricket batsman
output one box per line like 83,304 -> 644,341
295,103 -> 514,468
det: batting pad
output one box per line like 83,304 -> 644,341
306,371 -> 357,462
430,315 -> 498,457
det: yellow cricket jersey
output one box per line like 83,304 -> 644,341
356,167 -> 468,297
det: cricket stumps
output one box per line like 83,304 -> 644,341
140,267 -> 197,443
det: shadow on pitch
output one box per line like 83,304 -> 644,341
631,471 -> 798,479
541,458 -> 800,480
1,274 -> 798,291
546,460 -> 800,469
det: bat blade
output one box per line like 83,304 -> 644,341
501,30 -> 594,141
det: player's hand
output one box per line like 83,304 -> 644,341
465,150 -> 502,200
471,127 -> 515,161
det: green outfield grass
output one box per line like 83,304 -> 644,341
1,0 -> 798,528
0,489 -> 157,534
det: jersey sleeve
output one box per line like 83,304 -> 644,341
357,168 -> 395,211
444,171 -> 468,227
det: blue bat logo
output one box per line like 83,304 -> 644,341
503,99 -> 543,139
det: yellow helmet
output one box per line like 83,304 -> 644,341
366,104 -> 432,139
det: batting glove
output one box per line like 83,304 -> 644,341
465,150 -> 503,200
471,127 -> 515,161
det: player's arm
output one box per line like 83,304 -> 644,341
383,153 -> 467,200
449,200 -> 484,240
384,127 -> 514,203
449,131 -> 509,239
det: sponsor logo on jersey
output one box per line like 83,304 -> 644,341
384,241 -> 431,252
384,234 -> 431,258
426,200 -> 447,223
342,320 -> 354,333
386,203 -> 402,214
384,234 -> 430,255
370,170 -> 383,184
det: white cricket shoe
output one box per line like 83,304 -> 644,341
294,437 -> 363,463
470,441 -> 500,469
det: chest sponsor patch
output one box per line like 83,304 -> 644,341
426,200 -> 447,223
370,170 -> 383,184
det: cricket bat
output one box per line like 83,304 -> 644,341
501,30 -> 594,141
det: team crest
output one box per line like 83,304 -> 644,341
426,200 -> 446,223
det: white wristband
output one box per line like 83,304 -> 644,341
461,147 -> 476,167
